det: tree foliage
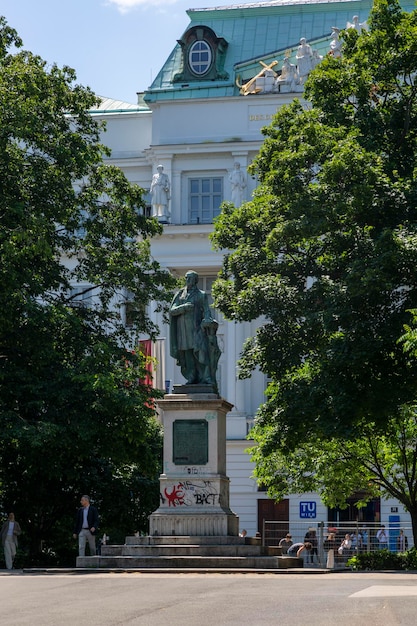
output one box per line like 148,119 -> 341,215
212,0 -> 417,449
250,400 -> 417,543
0,18 -> 175,564
211,0 -> 417,535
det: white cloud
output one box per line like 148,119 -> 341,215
107,0 -> 179,13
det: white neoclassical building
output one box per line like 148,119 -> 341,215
89,0 -> 415,543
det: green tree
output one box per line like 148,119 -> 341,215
250,405 -> 417,543
211,0 -> 417,529
0,18 -> 175,564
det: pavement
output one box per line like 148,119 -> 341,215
1,569 -> 417,625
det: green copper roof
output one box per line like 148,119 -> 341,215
143,0 -> 366,102
143,0 -> 416,103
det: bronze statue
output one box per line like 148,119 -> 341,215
170,270 -> 220,391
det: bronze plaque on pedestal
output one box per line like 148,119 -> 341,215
173,419 -> 208,465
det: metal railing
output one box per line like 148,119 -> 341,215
262,520 -> 414,568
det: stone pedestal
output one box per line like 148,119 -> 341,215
149,388 -> 239,536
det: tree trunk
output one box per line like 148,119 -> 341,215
408,505 -> 417,547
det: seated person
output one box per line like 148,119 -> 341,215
278,533 -> 293,554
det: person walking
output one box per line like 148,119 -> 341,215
73,495 -> 99,557
1,512 -> 22,570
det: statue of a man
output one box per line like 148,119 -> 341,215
150,164 -> 170,220
169,270 -> 220,390
329,27 -> 342,58
228,162 -> 247,207
296,38 -> 313,83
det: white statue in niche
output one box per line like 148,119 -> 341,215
229,162 -> 247,207
296,38 -> 313,83
150,164 -> 170,221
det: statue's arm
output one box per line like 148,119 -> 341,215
170,301 -> 193,316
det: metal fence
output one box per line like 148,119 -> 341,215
262,520 -> 414,568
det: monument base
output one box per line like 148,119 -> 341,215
171,383 -> 218,396
149,510 -> 239,537
150,392 -> 239,537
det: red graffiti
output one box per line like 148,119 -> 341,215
164,484 -> 185,507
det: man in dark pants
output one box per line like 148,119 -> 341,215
73,495 -> 99,556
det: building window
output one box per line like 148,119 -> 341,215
124,290 -> 145,328
189,177 -> 223,224
189,40 -> 212,76
69,285 -> 95,308
173,26 -> 228,83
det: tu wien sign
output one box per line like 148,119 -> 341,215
300,501 -> 317,519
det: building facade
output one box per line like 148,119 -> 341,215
91,0 -> 415,542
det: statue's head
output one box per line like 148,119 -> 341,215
185,270 -> 199,287
157,164 -> 164,172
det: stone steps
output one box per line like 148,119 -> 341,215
101,544 -> 269,557
75,535 -> 302,571
124,535 -> 247,546
77,555 -> 281,569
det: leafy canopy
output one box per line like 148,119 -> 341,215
0,18 -> 175,563
211,0 -> 417,453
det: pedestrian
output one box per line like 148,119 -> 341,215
360,526 -> 368,552
1,512 -> 22,570
324,532 -> 338,568
304,528 -> 318,564
397,529 -> 408,552
351,530 -> 361,552
376,525 -> 388,548
338,533 -> 352,556
73,495 -> 99,557
287,541 -> 312,558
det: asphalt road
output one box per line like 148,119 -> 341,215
1,570 -> 416,626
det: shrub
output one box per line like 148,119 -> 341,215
348,549 -> 417,571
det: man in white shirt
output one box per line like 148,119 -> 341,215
1,512 -> 22,569
376,525 -> 388,547
73,495 -> 99,557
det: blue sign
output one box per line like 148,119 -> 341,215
300,501 -> 317,519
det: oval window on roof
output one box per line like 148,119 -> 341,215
189,40 -> 212,76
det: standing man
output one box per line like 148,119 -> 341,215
376,524 -> 388,549
73,495 -> 99,557
1,512 -> 21,570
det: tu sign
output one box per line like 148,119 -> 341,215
300,501 -> 317,519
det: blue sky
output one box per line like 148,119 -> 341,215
0,0 -> 256,103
